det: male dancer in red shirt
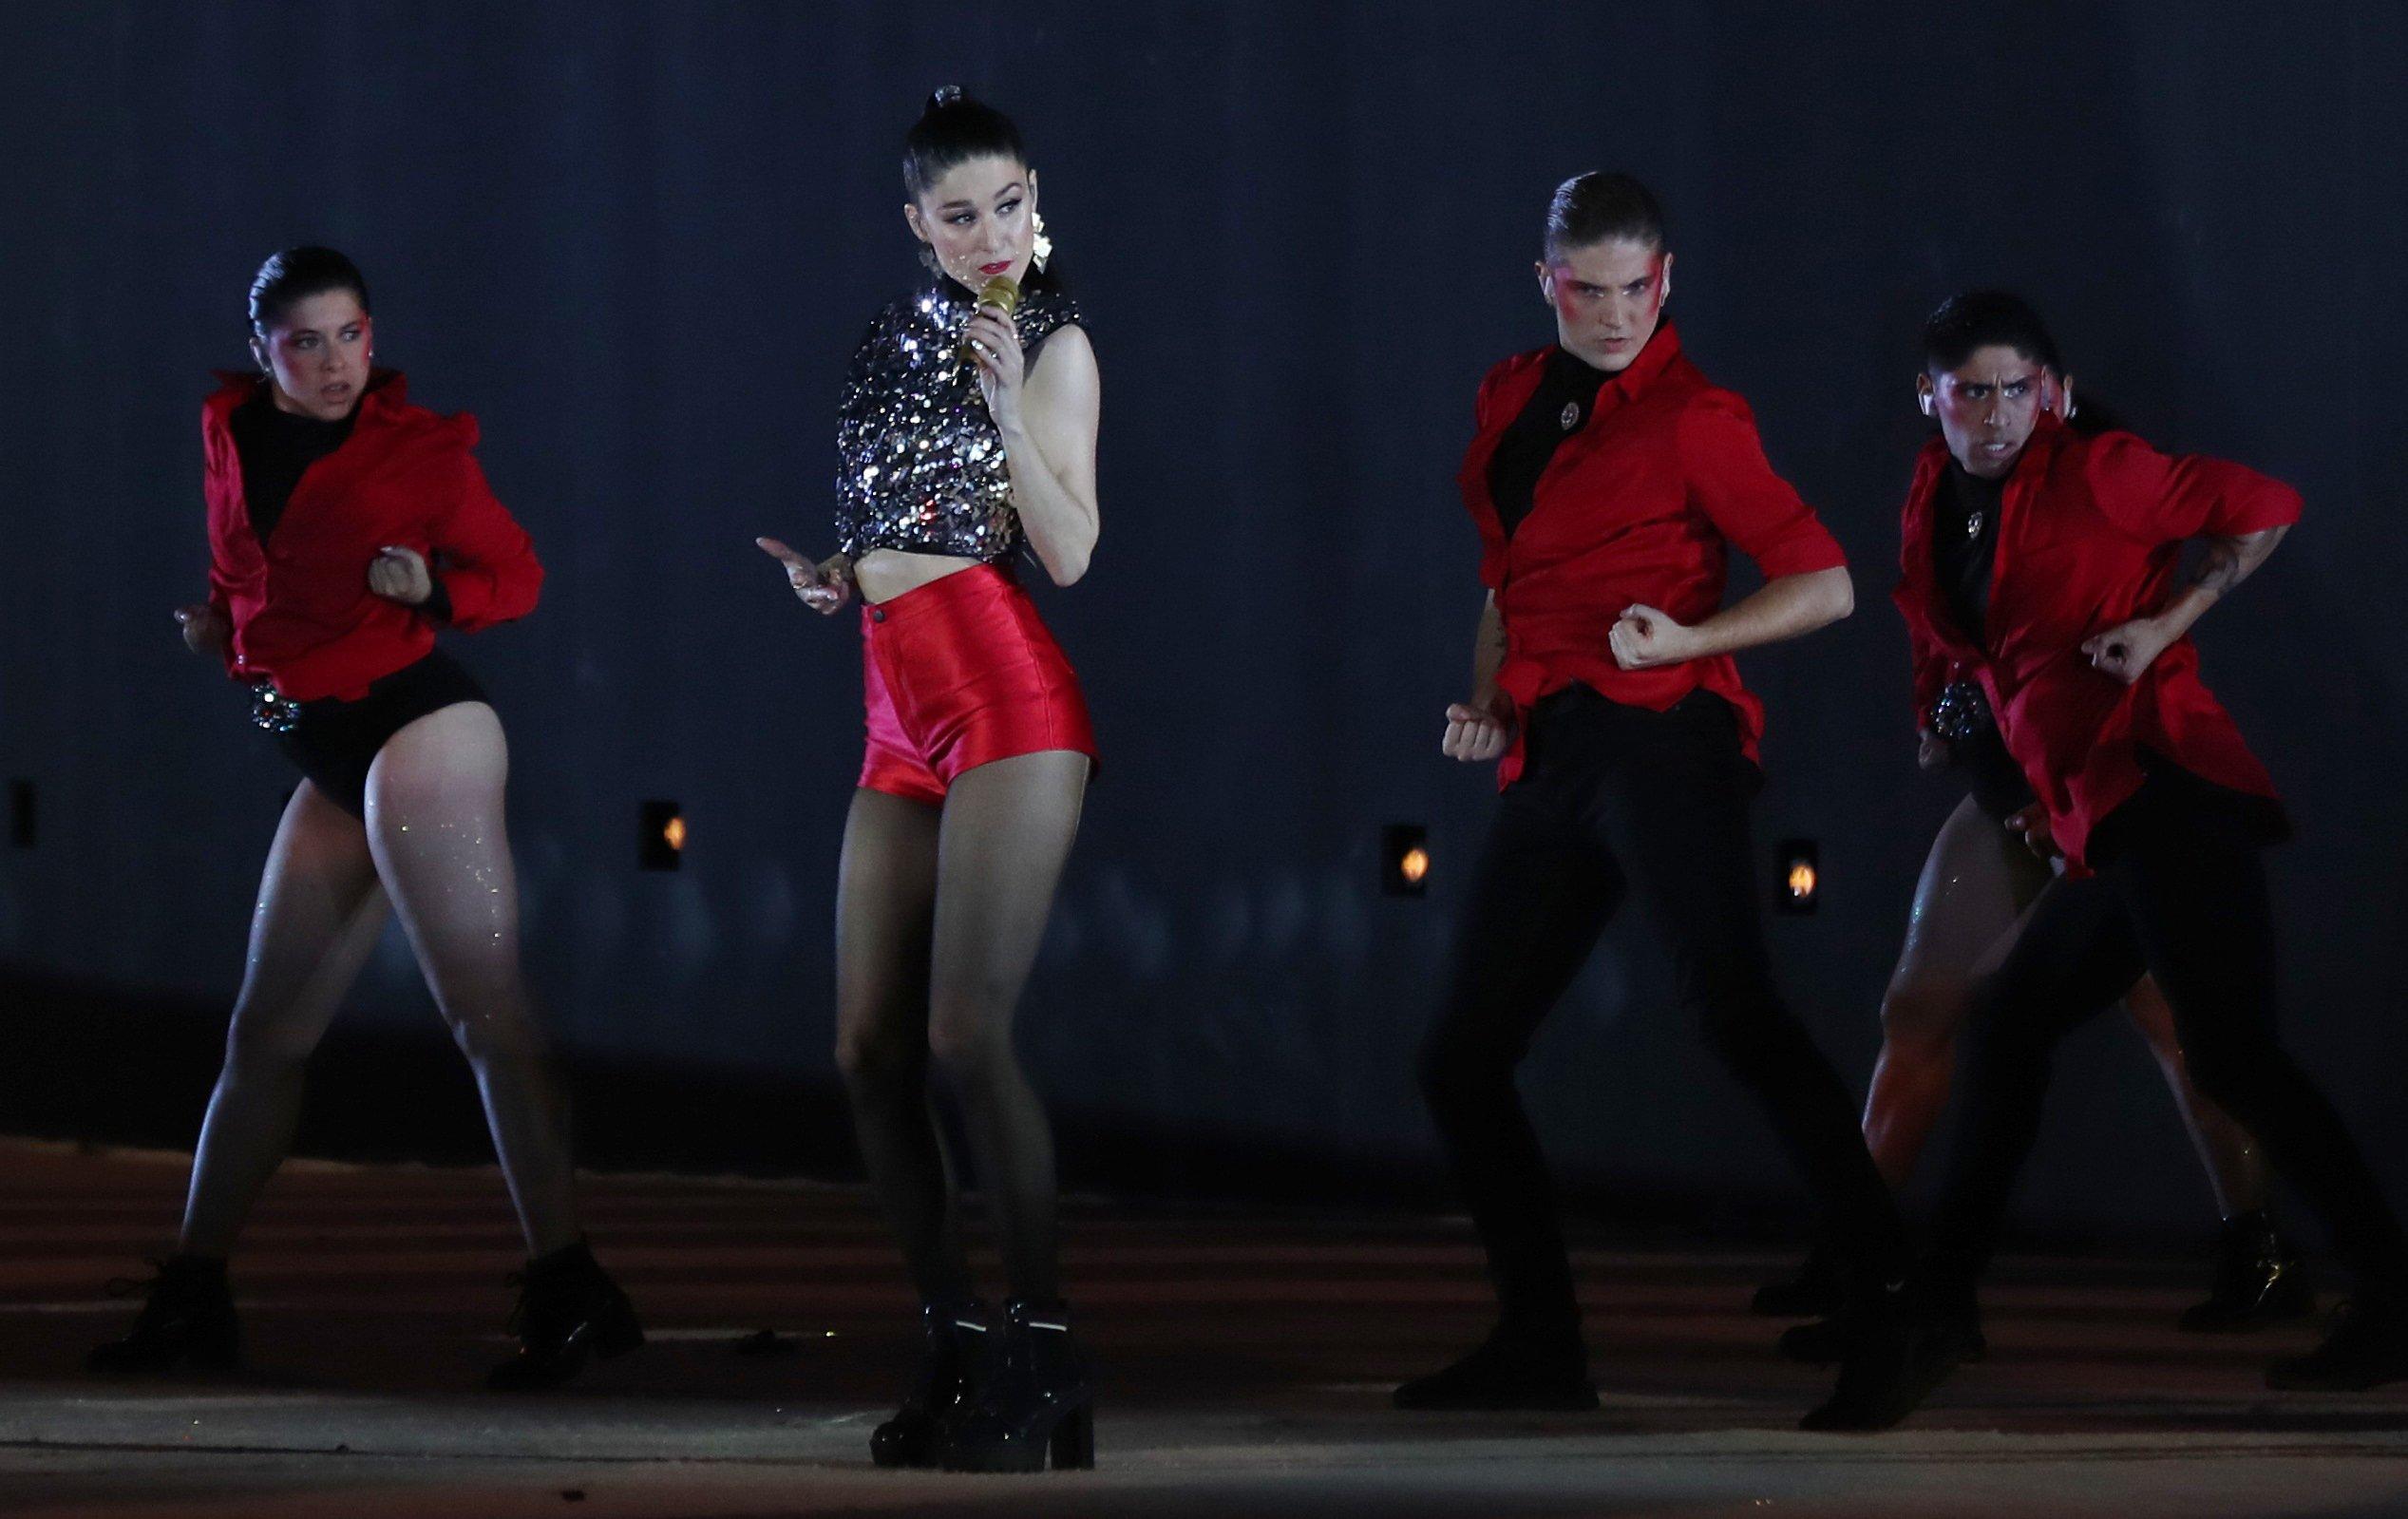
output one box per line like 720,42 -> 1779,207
1399,173 -> 1909,1430
1844,292 -> 2408,1420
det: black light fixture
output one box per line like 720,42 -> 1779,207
639,800 -> 686,871
9,781 -> 32,849
1382,824 -> 1431,898
1775,838 -> 1819,915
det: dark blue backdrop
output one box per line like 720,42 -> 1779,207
5,2 -> 2403,1241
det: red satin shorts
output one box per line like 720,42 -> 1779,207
858,562 -> 1098,807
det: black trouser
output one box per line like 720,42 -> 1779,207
1419,686 -> 1908,1336
1930,765 -> 2407,1290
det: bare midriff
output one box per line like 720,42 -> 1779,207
855,547 -> 988,606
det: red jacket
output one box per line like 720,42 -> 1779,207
203,370 -> 542,701
1892,415 -> 2299,869
1459,323 -> 1848,786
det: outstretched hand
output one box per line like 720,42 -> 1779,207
755,537 -> 853,615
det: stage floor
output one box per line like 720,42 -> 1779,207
2,1140 -> 2403,1518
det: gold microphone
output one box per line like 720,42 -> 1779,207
959,274 -> 1020,363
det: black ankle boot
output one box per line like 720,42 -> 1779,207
88,1256 -> 240,1374
1392,1321 -> 1599,1412
941,1297 -> 1094,1472
2182,1210 -> 2315,1332
870,1300 -> 988,1469
486,1240 -> 644,1392
1780,1300 -> 1987,1367
1800,1278 -> 1979,1434
1753,1246 -> 1848,1319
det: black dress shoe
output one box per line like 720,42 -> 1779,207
2182,1211 -> 2314,1332
486,1240 -> 644,1391
871,1300 -> 987,1469
1800,1286 -> 1978,1433
1393,1326 -> 1599,1412
1780,1305 -> 1986,1366
2266,1298 -> 2408,1391
1753,1247 -> 1848,1319
941,1297 -> 1094,1472
88,1256 -> 240,1374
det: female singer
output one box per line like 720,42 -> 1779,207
756,88 -> 1099,1472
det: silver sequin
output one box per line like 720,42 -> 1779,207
835,281 -> 1082,563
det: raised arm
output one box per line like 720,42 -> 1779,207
964,306 -> 1100,586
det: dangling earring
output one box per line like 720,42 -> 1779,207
1030,210 -> 1053,274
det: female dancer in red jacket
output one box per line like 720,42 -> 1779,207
92,248 -> 638,1391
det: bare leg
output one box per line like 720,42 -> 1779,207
926,750 -> 1089,1302
178,782 -> 388,1257
2122,975 -> 2273,1218
832,788 -> 968,1303
1862,795 -> 2052,1188
364,702 -> 578,1257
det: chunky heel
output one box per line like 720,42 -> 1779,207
487,1240 -> 644,1392
941,1297 -> 1095,1473
1048,1403 -> 1094,1471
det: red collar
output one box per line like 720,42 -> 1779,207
1593,319 -> 1680,405
206,367 -> 409,423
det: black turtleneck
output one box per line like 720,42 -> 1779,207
227,386 -> 453,622
1932,457 -> 2005,644
1488,346 -> 1612,539
229,388 -> 355,543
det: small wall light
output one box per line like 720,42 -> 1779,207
1383,825 -> 1431,898
1776,838 -> 1818,915
640,800 -> 686,871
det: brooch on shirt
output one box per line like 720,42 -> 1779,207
1559,401 -> 1582,432
1963,510 -> 1985,540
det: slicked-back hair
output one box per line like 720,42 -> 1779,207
248,246 -> 370,334
903,87 -> 1027,199
1543,172 -> 1666,261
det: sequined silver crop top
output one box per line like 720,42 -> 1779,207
834,279 -> 1083,563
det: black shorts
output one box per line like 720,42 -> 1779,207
1953,725 -> 2038,822
272,650 -> 488,818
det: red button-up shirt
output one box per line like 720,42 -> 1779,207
1459,323 -> 1848,786
1892,415 -> 2299,870
203,370 -> 543,702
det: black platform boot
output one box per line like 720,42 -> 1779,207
1392,1320 -> 1599,1412
1752,1245 -> 1848,1319
486,1239 -> 644,1391
941,1297 -> 1095,1472
87,1256 -> 240,1374
2182,1210 -> 2314,1332
871,1300 -> 988,1469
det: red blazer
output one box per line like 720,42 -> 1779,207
1892,415 -> 2299,869
203,370 -> 542,702
1459,322 -> 1847,785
